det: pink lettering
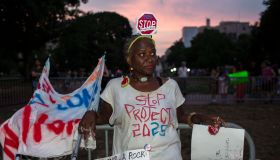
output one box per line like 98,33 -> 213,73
142,105 -> 155,122
151,99 -> 157,105
147,94 -> 155,107
22,105 -> 31,144
160,108 -> 171,124
157,94 -> 165,105
66,119 -> 80,135
132,124 -> 141,137
133,109 -> 142,122
125,104 -> 135,118
33,114 -> 48,142
49,95 -> 56,104
151,111 -> 160,121
136,95 -> 147,105
3,123 -> 19,160
140,107 -> 147,120
42,78 -> 53,94
47,120 -> 65,135
142,123 -> 150,136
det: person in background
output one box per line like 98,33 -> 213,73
78,35 -> 224,160
154,59 -> 163,77
234,64 -> 246,103
261,60 -> 276,103
210,67 -> 219,104
177,61 -> 189,95
30,59 -> 42,90
218,70 -> 229,104
177,61 -> 188,78
114,66 -> 123,77
247,61 -> 259,97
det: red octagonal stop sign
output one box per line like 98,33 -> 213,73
136,13 -> 157,35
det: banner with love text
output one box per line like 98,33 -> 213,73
0,56 -> 105,160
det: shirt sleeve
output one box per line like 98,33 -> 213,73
100,79 -> 117,125
100,80 -> 114,107
173,80 -> 185,108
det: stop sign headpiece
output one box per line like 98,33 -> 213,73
136,13 -> 157,35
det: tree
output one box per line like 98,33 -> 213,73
53,12 -> 132,73
166,39 -> 188,67
0,0 -> 85,76
191,29 -> 239,68
166,29 -> 241,69
235,34 -> 253,63
259,0 -> 280,63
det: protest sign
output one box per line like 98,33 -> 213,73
0,56 -> 105,159
136,13 -> 157,35
191,124 -> 245,160
95,149 -> 150,160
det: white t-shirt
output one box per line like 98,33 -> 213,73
100,77 -> 185,160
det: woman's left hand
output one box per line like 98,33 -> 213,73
196,114 -> 225,127
208,116 -> 225,128
185,112 -> 225,135
205,116 -> 225,135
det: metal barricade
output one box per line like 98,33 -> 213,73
1,76 -> 280,106
0,118 -> 256,159
0,78 -> 33,106
88,123 -> 256,160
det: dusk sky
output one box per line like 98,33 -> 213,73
80,0 -> 266,56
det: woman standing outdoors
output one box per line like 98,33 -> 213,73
78,35 -> 223,159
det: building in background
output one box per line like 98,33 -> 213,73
182,27 -> 199,48
182,18 -> 251,48
216,21 -> 251,39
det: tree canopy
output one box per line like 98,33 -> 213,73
53,12 -> 132,72
0,0 -> 84,76
259,0 -> 280,63
166,29 -> 240,69
191,29 -> 238,68
165,39 -> 188,67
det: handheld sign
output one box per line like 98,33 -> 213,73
136,13 -> 157,35
191,124 -> 245,160
95,149 -> 150,160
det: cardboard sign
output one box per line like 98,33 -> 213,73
191,124 -> 245,160
136,13 -> 157,35
95,149 -> 150,160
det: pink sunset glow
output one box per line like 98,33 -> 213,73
80,0 -> 266,56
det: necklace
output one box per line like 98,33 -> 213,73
131,75 -> 149,83
139,77 -> 148,82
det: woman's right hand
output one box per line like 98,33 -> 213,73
78,110 -> 97,141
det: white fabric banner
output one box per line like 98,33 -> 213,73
0,56 -> 105,160
191,124 -> 245,160
95,149 -> 150,160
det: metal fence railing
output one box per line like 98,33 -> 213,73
174,76 -> 280,104
1,76 -> 280,106
90,123 -> 256,160
0,78 -> 33,106
11,123 -> 255,160
88,123 -> 256,160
